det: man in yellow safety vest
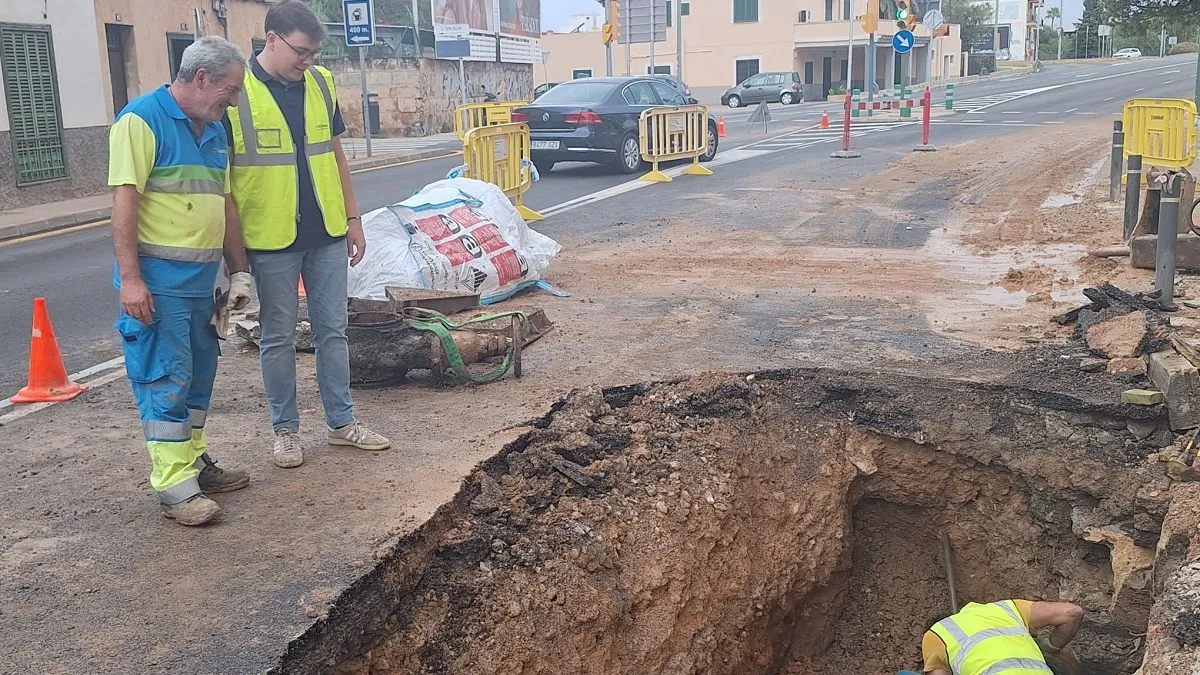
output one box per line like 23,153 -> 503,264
912,599 -> 1085,675
224,0 -> 390,468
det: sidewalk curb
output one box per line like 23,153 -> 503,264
0,206 -> 112,243
0,148 -> 460,245
347,147 -> 462,171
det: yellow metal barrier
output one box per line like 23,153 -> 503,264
1122,98 -> 1197,171
461,122 -> 543,221
454,101 -> 529,141
638,105 -> 714,183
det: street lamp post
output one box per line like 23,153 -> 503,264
1056,0 -> 1063,60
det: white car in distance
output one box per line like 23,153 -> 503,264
1114,48 -> 1142,58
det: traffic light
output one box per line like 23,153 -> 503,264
602,1 -> 620,45
862,0 -> 879,33
905,0 -> 919,29
897,0 -> 912,29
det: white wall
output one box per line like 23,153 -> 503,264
0,0 -> 109,133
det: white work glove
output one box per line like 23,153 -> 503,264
227,271 -> 254,311
210,287 -> 231,340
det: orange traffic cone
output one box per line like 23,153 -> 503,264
10,298 -> 86,404
717,115 -> 726,138
820,110 -> 830,129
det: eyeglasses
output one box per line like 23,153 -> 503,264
275,33 -> 321,62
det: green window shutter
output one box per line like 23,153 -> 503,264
1,23 -> 68,185
734,0 -> 759,22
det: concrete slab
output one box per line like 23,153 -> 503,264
1147,350 -> 1200,430
1131,233 -> 1200,271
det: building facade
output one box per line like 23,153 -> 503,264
94,0 -> 272,122
969,0 -> 1043,61
0,0 -> 271,210
0,0 -> 111,209
538,0 -> 962,104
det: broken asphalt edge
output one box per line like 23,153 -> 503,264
0,147 -> 462,244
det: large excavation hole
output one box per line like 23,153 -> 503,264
273,370 -> 1168,675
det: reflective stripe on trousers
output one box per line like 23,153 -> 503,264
116,294 -> 219,500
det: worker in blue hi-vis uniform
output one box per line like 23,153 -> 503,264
109,36 -> 253,526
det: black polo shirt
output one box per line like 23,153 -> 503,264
223,52 -> 347,253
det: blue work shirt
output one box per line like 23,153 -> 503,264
109,85 -> 230,298
222,52 -> 347,253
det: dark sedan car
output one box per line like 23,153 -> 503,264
514,76 -> 719,175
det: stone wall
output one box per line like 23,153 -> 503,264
0,127 -> 110,210
328,58 -> 534,137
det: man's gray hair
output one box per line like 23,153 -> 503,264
177,36 -> 245,83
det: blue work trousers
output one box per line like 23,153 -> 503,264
115,294 -> 219,504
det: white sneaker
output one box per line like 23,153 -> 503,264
327,421 -> 391,451
273,429 -> 304,468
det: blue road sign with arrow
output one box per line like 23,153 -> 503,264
892,30 -> 914,54
343,0 -> 375,47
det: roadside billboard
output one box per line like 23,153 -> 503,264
434,0 -> 494,34
499,0 -> 540,39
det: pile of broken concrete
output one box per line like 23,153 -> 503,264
1060,283 -> 1200,432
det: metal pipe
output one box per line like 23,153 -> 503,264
1124,155 -> 1143,241
675,0 -> 683,81
1157,173 -> 1183,309
1110,121 -> 1124,203
940,532 -> 958,615
359,47 -> 372,158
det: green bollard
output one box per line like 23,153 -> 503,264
900,86 -> 912,119
851,89 -> 861,118
945,83 -> 954,111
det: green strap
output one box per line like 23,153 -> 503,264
400,307 -> 529,384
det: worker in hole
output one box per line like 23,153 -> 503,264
900,599 -> 1086,675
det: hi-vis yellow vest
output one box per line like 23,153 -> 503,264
227,65 -> 347,250
931,601 -> 1052,675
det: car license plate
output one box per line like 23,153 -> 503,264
531,141 -> 560,150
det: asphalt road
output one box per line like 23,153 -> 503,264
0,55 -> 1194,397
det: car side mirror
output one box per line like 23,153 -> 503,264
686,97 -> 698,104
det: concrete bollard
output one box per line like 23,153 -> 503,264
1110,121 -> 1124,203
1123,155 -> 1143,241
945,83 -> 955,111
1156,172 -> 1184,309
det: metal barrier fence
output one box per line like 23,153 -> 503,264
461,122 -> 543,221
1121,98 -> 1197,171
637,105 -> 714,183
454,101 -> 529,141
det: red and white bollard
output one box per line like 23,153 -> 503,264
914,86 -> 937,153
830,91 -> 862,159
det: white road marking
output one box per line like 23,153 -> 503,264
1065,108 -> 1078,113
1002,111 -> 1023,114
0,355 -> 126,412
1103,97 -> 1115,102
1037,111 -> 1055,114
1074,71 -> 1098,78
1044,121 -> 1066,124
1135,88 -> 1144,92
0,367 -> 127,426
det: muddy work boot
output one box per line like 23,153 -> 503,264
161,494 -> 222,526
196,453 -> 250,493
327,421 -> 391,451
273,429 -> 304,469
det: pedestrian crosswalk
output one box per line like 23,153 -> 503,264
951,92 -> 1032,113
745,122 -> 910,151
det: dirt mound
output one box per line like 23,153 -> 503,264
271,369 -> 1171,675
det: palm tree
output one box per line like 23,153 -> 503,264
1046,6 -> 1062,30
